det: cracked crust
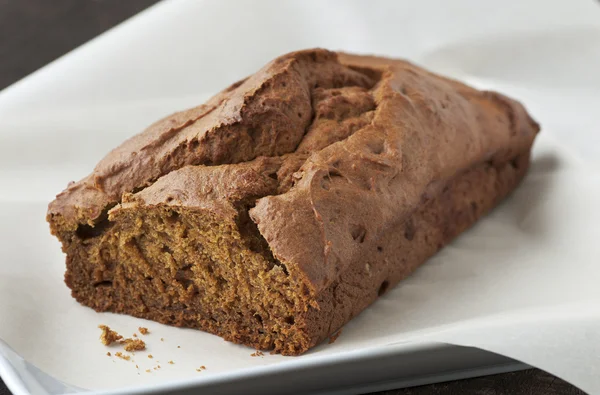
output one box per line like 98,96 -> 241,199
47,49 -> 539,355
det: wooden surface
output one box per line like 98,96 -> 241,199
0,1 -> 586,394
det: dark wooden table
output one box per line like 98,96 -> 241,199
0,1 -> 586,394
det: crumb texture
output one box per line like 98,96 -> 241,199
48,49 -> 539,355
122,338 -> 146,352
98,325 -> 122,346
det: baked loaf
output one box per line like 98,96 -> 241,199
47,49 -> 539,355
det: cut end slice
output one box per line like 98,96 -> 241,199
61,162 -> 317,355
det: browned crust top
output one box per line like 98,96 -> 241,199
48,48 -> 539,294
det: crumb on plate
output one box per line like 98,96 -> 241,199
98,325 -> 122,346
122,338 -> 146,352
139,327 -> 149,335
115,352 -> 130,361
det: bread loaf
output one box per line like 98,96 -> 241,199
47,49 -> 539,355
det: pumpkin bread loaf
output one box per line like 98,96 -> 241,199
48,49 -> 539,355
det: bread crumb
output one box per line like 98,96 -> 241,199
201,365 -> 206,370
196,368 -> 202,372
148,354 -> 153,359
135,364 -> 139,369
168,360 -> 174,364
139,327 -> 149,335
177,345 -> 181,348
133,333 -> 137,338
122,338 -> 146,352
106,352 -> 111,357
157,365 -> 161,369
115,352 -> 130,361
160,337 -> 164,341
250,350 -> 264,357
329,329 -> 342,344
145,369 -> 151,373
98,325 -> 122,346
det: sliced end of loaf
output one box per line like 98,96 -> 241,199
56,162 -> 318,355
